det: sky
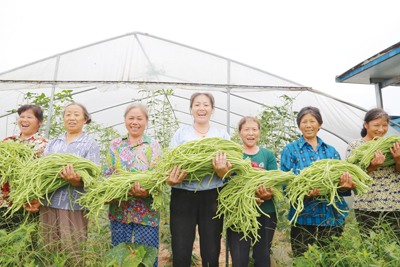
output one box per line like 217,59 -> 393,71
1,0 -> 400,114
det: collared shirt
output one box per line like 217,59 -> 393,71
169,125 -> 231,191
346,138 -> 400,211
280,135 -> 349,226
1,133 -> 47,208
105,134 -> 162,227
43,132 -> 100,210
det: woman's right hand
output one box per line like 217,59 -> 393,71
166,165 -> 187,186
23,199 -> 40,213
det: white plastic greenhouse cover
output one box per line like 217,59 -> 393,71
0,32 -> 398,156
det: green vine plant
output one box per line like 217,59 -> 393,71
138,88 -> 179,149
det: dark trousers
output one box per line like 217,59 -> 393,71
355,209 -> 400,240
227,212 -> 277,267
290,224 -> 344,257
170,187 -> 223,267
0,207 -> 38,233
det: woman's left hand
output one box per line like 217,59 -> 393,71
60,164 -> 83,187
129,182 -> 149,198
390,142 -> 400,161
256,185 -> 273,204
212,152 -> 232,178
339,172 -> 356,190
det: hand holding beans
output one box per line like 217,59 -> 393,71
23,199 -> 40,213
129,182 -> 149,198
255,185 -> 273,205
339,172 -> 356,190
60,164 -> 83,187
212,152 -> 232,178
166,165 -> 187,186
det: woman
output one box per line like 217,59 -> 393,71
104,103 -> 162,267
280,106 -> 355,257
39,102 -> 100,262
167,92 -> 232,267
227,116 -> 277,267
0,104 -> 47,231
346,108 -> 400,239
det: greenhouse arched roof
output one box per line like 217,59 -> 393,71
0,31 -> 397,155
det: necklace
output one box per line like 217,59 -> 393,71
193,124 -> 210,137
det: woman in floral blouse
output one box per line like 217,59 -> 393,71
1,104 -> 47,232
104,103 -> 162,267
346,108 -> 400,239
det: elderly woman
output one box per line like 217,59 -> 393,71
346,108 -> 400,239
103,103 -> 162,267
1,104 -> 47,232
280,106 -> 355,257
39,102 -> 100,261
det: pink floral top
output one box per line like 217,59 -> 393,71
1,134 -> 47,208
104,134 -> 162,227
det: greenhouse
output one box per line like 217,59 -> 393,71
0,32 -> 398,154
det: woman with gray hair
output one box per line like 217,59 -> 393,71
280,106 -> 355,257
37,102 -> 100,264
103,103 -> 162,267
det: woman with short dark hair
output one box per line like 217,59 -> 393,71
281,106 -> 355,256
1,104 -> 47,232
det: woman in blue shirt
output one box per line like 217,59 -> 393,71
280,106 -> 355,257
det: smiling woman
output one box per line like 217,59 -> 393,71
281,106 -> 356,257
103,103 -> 162,267
1,104 -> 47,232
31,102 -> 100,265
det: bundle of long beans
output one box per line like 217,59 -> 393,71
346,135 -> 400,170
0,141 -> 36,186
77,170 -> 168,218
8,153 -> 101,214
216,168 -> 295,242
286,159 -> 373,225
152,137 -> 251,186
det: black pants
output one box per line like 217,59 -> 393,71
227,212 -> 277,267
170,187 -> 223,267
355,209 -> 400,240
0,207 -> 25,232
290,224 -> 344,257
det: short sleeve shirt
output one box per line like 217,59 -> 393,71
105,135 -> 162,227
346,138 -> 400,211
244,147 -> 278,213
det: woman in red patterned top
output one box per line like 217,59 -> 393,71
1,104 -> 47,232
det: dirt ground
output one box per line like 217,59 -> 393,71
158,230 -> 292,267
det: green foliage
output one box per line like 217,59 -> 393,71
104,242 -> 158,267
231,95 -> 299,164
293,215 -> 400,267
139,88 -> 179,149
